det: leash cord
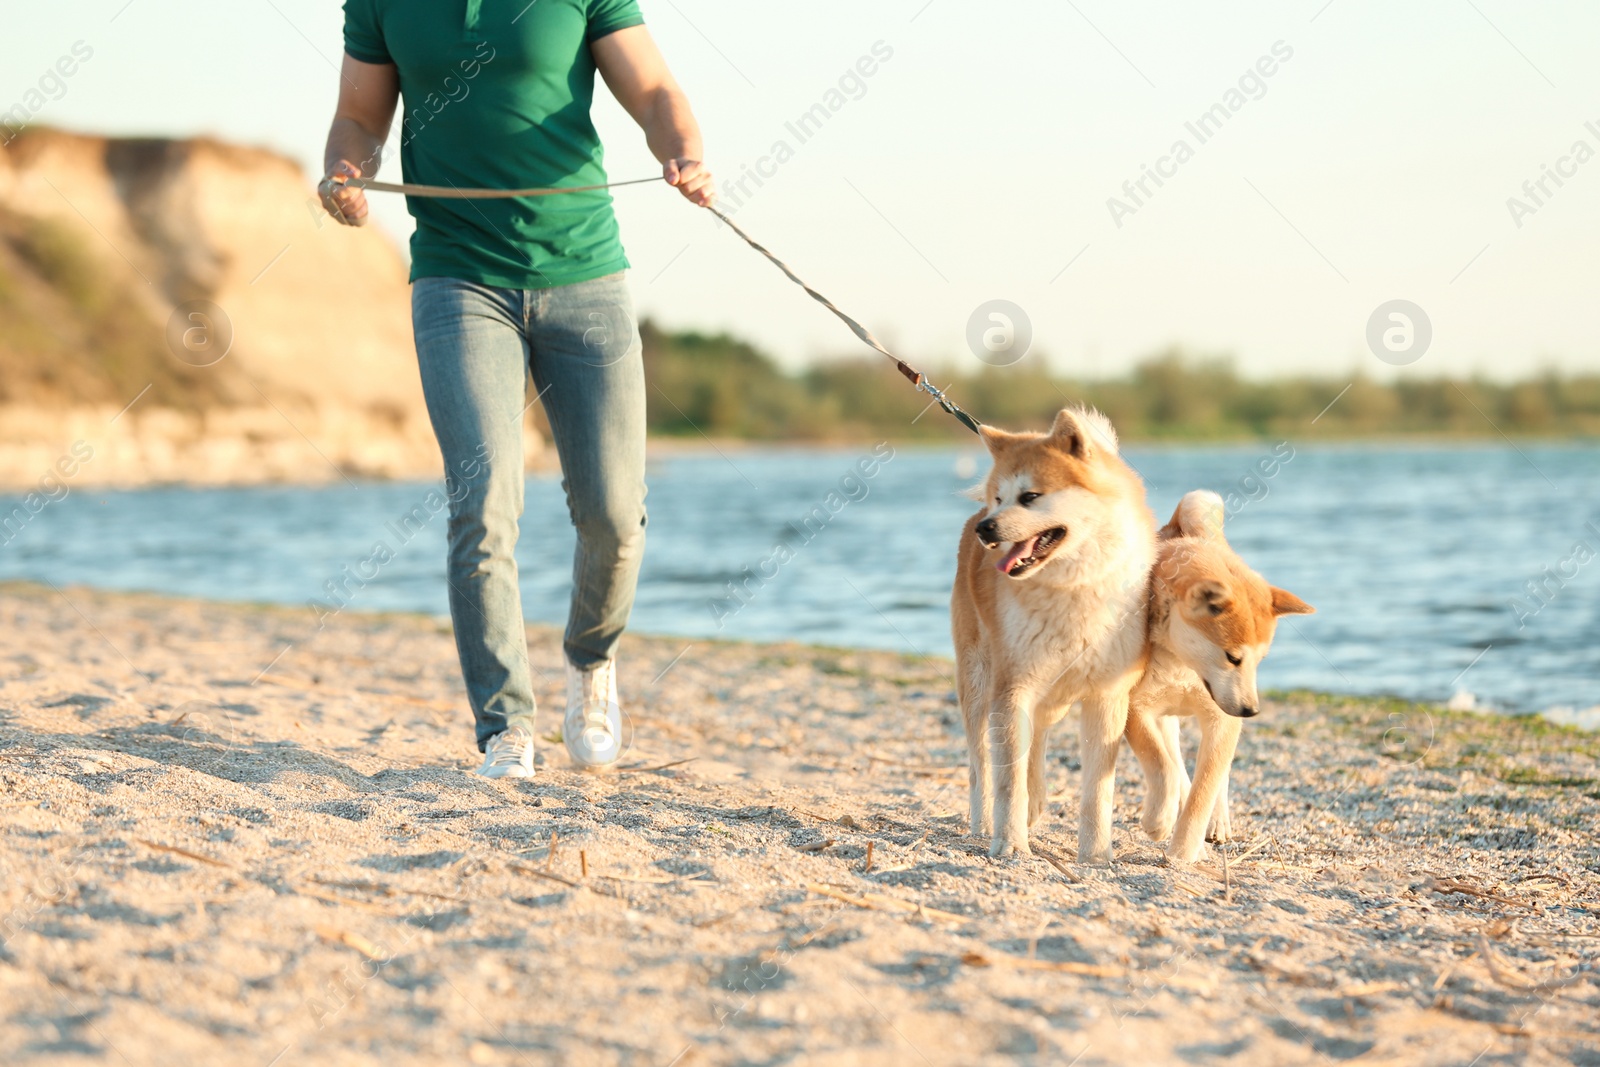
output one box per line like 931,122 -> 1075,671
344,175 -> 664,199
704,206 -> 984,436
342,173 -> 984,434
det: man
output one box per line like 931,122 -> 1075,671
320,0 -> 714,778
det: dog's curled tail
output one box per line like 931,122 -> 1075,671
1162,489 -> 1226,541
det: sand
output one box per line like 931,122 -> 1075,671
0,581 -> 1597,1066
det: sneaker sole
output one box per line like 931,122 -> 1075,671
562,733 -> 621,770
476,763 -> 534,779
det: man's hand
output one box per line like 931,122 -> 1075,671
665,158 -> 715,207
320,160 -> 370,227
322,56 -> 395,227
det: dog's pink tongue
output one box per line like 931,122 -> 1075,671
997,536 -> 1039,574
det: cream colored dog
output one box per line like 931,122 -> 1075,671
952,409 -> 1154,863
1126,491 -> 1314,863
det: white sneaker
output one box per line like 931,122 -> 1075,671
563,657 -> 622,770
476,724 -> 535,779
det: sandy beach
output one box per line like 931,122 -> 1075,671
0,581 -> 1596,1066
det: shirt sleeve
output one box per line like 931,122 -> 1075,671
342,0 -> 393,65
587,0 -> 645,42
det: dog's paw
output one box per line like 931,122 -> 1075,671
968,799 -> 993,841
989,835 -> 1032,859
1141,805 -> 1177,842
1075,845 -> 1113,867
1027,798 -> 1048,827
1205,808 -> 1232,844
1164,838 -> 1209,866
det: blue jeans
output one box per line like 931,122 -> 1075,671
411,272 -> 647,751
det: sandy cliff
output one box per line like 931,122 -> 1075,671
0,129 -> 541,488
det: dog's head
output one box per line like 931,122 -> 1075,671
970,407 -> 1125,580
1154,491 -> 1314,718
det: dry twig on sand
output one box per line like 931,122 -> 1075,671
807,883 -> 967,926
1428,876 -> 1534,910
296,885 -> 403,916
1476,933 -> 1598,994
308,876 -> 464,904
619,757 -> 698,775
960,951 -> 1123,979
135,839 -> 233,869
316,926 -> 384,960
1232,834 -> 1272,865
508,861 -> 580,889
1031,845 -> 1081,884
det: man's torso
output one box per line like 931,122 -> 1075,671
344,0 -> 644,289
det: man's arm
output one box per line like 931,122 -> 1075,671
592,26 -> 715,207
320,55 -> 400,227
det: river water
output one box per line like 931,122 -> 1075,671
4,442 -> 1597,726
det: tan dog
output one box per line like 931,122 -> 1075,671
1126,490 -> 1314,863
952,408 -> 1154,863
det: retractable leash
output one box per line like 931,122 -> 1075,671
340,174 -> 986,435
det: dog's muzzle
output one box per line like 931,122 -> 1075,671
975,518 -> 1001,548
1203,678 -> 1259,719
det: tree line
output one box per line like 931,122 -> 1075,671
638,321 -> 1600,441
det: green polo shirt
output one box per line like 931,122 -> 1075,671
342,0 -> 644,289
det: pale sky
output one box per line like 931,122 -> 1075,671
5,0 -> 1599,378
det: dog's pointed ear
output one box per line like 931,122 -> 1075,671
1184,580 -> 1231,618
1047,409 -> 1091,459
979,424 -> 1019,457
1270,587 -> 1315,617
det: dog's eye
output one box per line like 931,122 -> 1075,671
1225,652 -> 1243,667
1018,492 -> 1040,506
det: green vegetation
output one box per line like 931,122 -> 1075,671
1271,689 -> 1600,793
640,322 -> 1600,441
0,207 -> 228,407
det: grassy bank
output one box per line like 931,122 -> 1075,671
0,208 -> 232,408
1269,690 -> 1600,796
